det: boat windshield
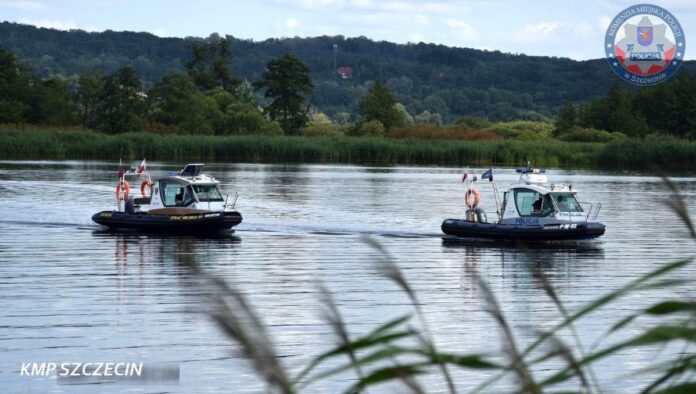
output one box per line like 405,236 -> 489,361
550,192 -> 583,212
192,184 -> 224,202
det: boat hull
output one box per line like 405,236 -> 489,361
441,219 -> 605,241
92,210 -> 242,233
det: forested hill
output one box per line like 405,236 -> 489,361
1,21 -> 694,123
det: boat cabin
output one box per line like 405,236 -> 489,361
497,166 -> 599,225
123,164 -> 233,215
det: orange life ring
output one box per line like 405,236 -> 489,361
465,188 -> 480,209
115,180 -> 130,201
140,179 -> 152,197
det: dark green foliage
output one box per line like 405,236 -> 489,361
456,116 -> 492,129
88,66 -> 148,133
75,70 -> 104,126
148,73 -> 219,134
358,80 -> 404,131
0,47 -> 34,122
350,119 -> 385,137
555,102 -> 577,134
598,137 -> 696,171
254,54 -> 313,135
633,71 -> 696,139
557,126 -> 625,142
581,83 -> 649,137
185,36 -> 241,93
8,22 -> 696,122
0,46 -> 77,124
27,78 -> 77,125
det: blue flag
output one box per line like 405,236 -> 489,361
481,166 -> 493,182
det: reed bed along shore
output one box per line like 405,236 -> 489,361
0,128 -> 693,170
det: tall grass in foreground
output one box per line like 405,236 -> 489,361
184,178 -> 696,393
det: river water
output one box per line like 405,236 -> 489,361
0,161 -> 694,393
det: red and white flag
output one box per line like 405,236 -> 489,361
136,159 -> 147,176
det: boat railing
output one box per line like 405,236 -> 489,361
579,201 -> 601,221
224,192 -> 239,211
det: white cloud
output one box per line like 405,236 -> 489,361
409,32 -> 424,42
152,28 -> 169,37
19,18 -> 81,31
285,17 -> 301,28
516,21 -> 595,43
414,14 -> 429,25
520,21 -> 561,39
0,1 -> 42,11
349,0 -> 375,9
445,18 -> 475,40
277,0 -> 345,9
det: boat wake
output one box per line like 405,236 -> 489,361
0,219 -> 441,239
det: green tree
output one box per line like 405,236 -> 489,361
358,80 -> 405,131
634,71 -> 696,138
186,36 -> 241,93
149,73 -> 221,134
91,66 -> 148,133
555,102 -> 577,135
28,78 -> 76,125
75,69 -> 105,127
582,84 -> 648,137
0,47 -> 33,123
206,88 -> 272,135
254,53 -> 313,135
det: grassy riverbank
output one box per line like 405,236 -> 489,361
0,128 -> 694,170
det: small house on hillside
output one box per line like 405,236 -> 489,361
337,66 -> 353,79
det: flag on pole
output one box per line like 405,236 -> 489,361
461,170 -> 468,183
136,159 -> 147,176
117,159 -> 124,180
481,166 -> 493,182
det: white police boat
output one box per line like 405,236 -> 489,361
441,164 -> 605,241
92,163 -> 242,233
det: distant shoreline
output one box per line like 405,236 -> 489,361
0,128 -> 693,171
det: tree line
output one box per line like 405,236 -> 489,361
0,39 -> 408,136
5,22 -> 695,124
555,72 -> 696,140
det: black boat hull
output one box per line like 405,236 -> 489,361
92,211 -> 242,233
441,219 -> 605,241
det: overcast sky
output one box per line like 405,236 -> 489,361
1,0 -> 694,60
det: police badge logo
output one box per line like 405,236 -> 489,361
605,4 -> 686,85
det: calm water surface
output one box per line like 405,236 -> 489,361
0,161 -> 695,393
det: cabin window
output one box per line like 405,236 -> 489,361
160,180 -> 194,207
551,192 -> 583,212
514,188 -> 553,217
192,184 -> 224,202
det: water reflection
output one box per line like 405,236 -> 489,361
95,230 -> 241,269
1,161 -> 694,393
444,238 -> 605,301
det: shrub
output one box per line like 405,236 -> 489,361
302,123 -> 344,137
485,120 -> 555,140
456,115 -> 491,129
388,124 -> 502,140
558,126 -> 626,142
349,120 -> 385,137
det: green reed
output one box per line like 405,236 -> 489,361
184,178 -> 696,393
0,128 -> 598,168
1,127 -> 694,171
